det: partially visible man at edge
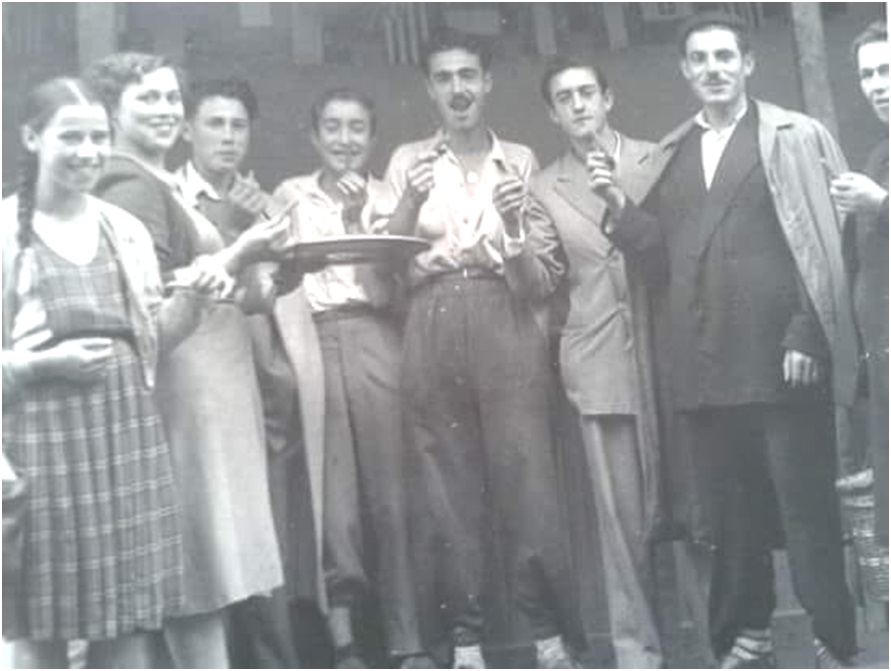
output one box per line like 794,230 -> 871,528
591,12 -> 859,669
831,21 -> 889,554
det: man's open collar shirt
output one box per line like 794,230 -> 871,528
385,129 -> 537,283
175,160 -> 226,210
694,99 -> 750,189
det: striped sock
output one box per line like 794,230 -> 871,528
728,628 -> 773,661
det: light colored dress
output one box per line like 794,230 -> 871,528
95,154 -> 283,615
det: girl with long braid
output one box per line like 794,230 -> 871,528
2,77 -> 218,668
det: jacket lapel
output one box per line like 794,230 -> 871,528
552,153 -> 606,223
690,109 -> 761,259
551,133 -> 654,222
551,152 -> 614,257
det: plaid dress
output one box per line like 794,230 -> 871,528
2,232 -> 183,641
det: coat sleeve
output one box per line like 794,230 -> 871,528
502,191 -> 567,302
602,195 -> 669,288
95,173 -> 179,274
779,119 -> 847,359
781,275 -> 830,360
117,210 -> 206,355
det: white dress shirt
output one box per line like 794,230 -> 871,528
694,100 -> 749,189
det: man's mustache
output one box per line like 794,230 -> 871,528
448,94 -> 474,110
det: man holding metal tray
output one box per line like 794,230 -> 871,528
273,87 -> 431,669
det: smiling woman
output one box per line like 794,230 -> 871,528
85,52 -> 299,669
2,77 -> 212,669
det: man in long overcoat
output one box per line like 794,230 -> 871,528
591,12 -> 859,668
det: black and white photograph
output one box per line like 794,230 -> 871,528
1,2 -> 888,668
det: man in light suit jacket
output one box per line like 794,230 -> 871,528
528,57 -> 663,669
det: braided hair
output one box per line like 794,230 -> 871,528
16,77 -> 103,249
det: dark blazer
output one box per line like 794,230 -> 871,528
606,99 -> 858,408
609,106 -> 830,410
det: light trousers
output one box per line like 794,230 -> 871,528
579,414 -> 663,668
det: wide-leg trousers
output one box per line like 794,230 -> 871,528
578,415 -> 663,668
402,275 -> 579,650
316,309 -> 423,657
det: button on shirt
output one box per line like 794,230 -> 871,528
274,171 -> 391,313
695,99 -> 749,189
384,130 -> 537,284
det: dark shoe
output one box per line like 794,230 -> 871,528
719,647 -> 778,669
815,640 -> 854,668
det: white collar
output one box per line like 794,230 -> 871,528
175,161 -> 229,208
694,99 -> 749,133
433,127 -> 509,166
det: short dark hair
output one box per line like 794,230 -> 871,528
419,30 -> 493,77
185,77 -> 259,121
309,87 -> 377,135
851,20 -> 888,66
539,56 -> 610,107
677,11 -> 752,56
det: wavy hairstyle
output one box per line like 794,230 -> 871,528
83,51 -> 181,117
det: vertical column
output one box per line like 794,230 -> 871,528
790,2 -> 839,138
290,3 -> 324,65
407,4 -> 420,66
602,3 -> 629,50
531,3 -> 557,57
77,3 -> 118,71
418,4 -> 430,45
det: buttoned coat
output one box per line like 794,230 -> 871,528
529,136 -> 664,539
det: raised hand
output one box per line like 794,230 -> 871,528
337,171 -> 368,232
492,172 -> 527,237
228,171 -> 272,217
586,150 -> 626,214
233,214 -> 295,266
829,172 -> 888,219
404,150 -> 439,205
